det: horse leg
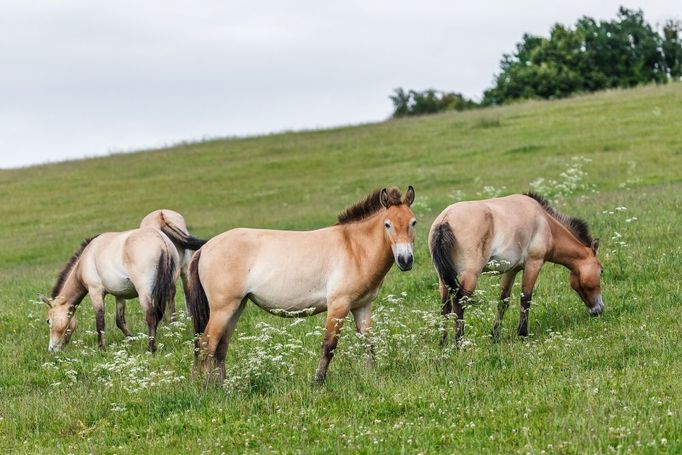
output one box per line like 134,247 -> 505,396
90,290 -> 106,350
115,297 -> 133,338
213,301 -> 246,384
199,300 -> 244,385
166,281 -> 177,323
454,272 -> 479,345
351,303 -> 375,368
139,294 -> 159,353
438,278 -> 454,346
518,260 -> 543,337
491,270 -> 518,341
314,300 -> 351,384
180,254 -> 190,308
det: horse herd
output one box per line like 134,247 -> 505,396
42,186 -> 603,384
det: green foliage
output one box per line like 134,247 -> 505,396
483,8 -> 682,105
390,88 -> 477,118
1,84 -> 682,452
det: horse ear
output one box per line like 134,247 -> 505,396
379,188 -> 389,208
39,294 -> 52,307
591,238 -> 600,253
404,185 -> 415,206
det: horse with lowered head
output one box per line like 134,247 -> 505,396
188,186 -> 416,384
43,214 -> 204,352
429,192 -> 603,344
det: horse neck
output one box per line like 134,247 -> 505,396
341,213 -> 394,274
56,261 -> 88,307
545,216 -> 591,272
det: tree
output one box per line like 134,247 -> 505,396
482,7 -> 682,106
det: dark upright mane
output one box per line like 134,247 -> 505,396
524,192 -> 592,246
337,187 -> 403,224
51,236 -> 99,298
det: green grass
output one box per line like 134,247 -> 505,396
1,84 -> 682,453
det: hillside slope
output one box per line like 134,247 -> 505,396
1,84 -> 681,453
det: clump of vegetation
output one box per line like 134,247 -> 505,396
390,88 -> 478,118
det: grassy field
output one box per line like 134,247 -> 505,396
1,83 -> 681,453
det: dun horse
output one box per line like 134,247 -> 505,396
140,209 -> 207,319
188,186 -> 416,384
429,192 -> 603,343
43,218 -> 202,352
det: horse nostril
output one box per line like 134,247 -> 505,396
398,255 -> 413,270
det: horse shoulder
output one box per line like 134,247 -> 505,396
526,209 -> 553,260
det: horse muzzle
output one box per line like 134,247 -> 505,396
589,295 -> 604,316
394,243 -> 414,271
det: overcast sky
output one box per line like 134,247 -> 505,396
1,0 -> 679,168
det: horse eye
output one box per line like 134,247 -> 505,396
46,319 -> 50,325
411,220 -> 417,227
384,222 -> 391,229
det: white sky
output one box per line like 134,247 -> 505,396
0,0 -> 679,168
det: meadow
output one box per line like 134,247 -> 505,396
1,83 -> 681,453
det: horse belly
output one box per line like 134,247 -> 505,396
94,261 -> 138,298
101,273 -> 138,298
484,248 -> 524,273
248,284 -> 328,317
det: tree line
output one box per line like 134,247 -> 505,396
391,7 -> 682,117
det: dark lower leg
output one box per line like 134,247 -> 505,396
167,284 -> 177,322
517,292 -> 532,337
453,286 -> 474,344
314,335 -> 339,384
146,312 -> 158,352
439,284 -> 453,346
214,334 -> 229,384
115,299 -> 132,337
96,308 -> 105,350
491,298 -> 510,340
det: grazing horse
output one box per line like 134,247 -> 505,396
140,209 -> 207,319
43,218 -> 201,352
429,192 -> 603,344
188,186 -> 416,384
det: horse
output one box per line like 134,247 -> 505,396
42,217 -> 202,352
429,192 -> 603,344
187,186 -> 416,384
140,209 -> 207,319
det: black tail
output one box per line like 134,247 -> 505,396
187,249 -> 210,334
152,249 -> 176,322
159,212 -> 207,251
430,223 -> 460,293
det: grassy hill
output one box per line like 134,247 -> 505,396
1,83 -> 681,453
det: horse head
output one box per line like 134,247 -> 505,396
381,186 -> 417,271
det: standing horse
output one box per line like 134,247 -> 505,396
42,226 -> 190,352
429,192 -> 603,344
188,186 -> 416,384
140,209 -> 207,319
